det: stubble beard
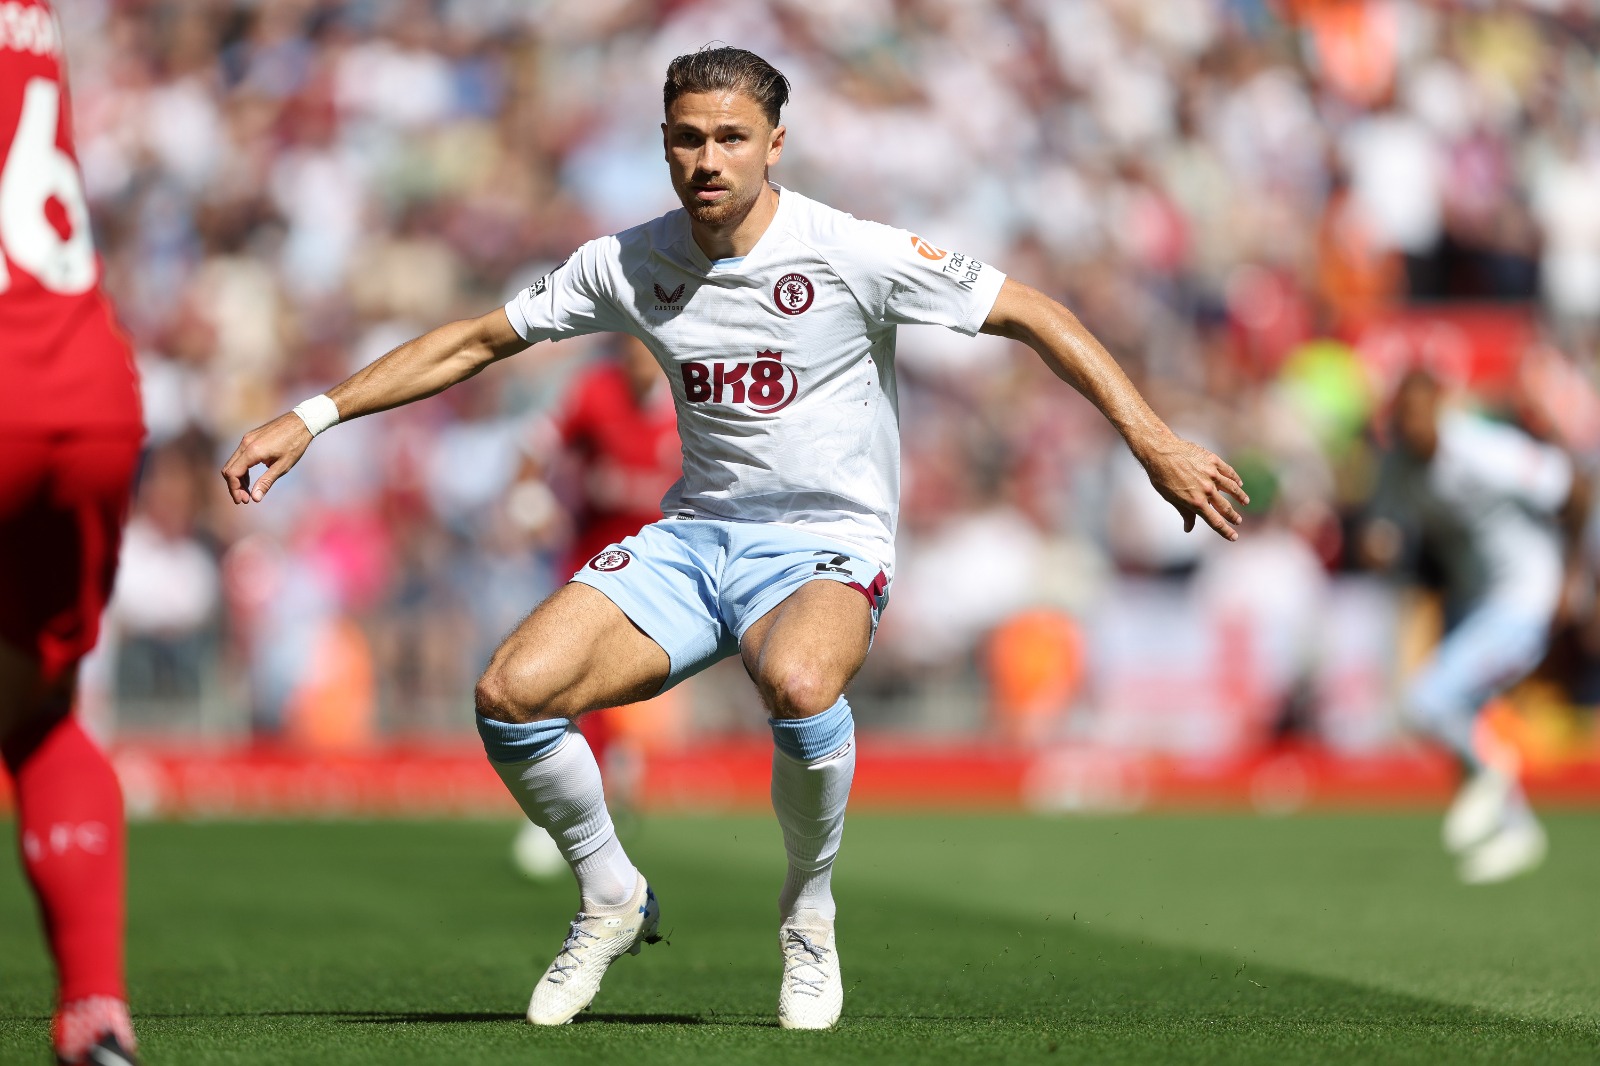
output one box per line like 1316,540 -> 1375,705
679,177 -> 761,227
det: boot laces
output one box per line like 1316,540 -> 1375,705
783,929 -> 831,997
547,914 -> 601,984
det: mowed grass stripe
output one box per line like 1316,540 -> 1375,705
671,812 -> 1600,1025
1,815 -> 1596,1064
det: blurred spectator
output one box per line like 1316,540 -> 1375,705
106,443 -> 221,708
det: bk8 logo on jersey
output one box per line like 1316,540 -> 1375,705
681,349 -> 799,413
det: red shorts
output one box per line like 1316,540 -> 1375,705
0,433 -> 141,684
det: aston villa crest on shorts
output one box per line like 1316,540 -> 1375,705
588,549 -> 631,572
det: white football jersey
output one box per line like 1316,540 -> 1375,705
1389,411 -> 1573,618
504,185 -> 1006,572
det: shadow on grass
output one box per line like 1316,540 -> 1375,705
74,1009 -> 742,1026
341,1010 -> 721,1026
337,1011 -> 523,1024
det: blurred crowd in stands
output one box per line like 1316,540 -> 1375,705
64,0 -> 1600,757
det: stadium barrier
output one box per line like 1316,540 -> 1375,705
5,739 -> 1600,817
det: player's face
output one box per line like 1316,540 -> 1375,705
662,91 -> 784,226
1393,377 -> 1441,460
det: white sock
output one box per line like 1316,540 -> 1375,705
770,739 -> 855,922
491,731 -> 639,911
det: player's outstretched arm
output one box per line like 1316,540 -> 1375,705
221,308 -> 529,505
980,278 -> 1248,540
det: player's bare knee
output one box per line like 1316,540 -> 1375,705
761,665 -> 843,720
473,659 -> 565,724
472,669 -> 517,723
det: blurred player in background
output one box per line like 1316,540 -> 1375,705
222,47 -> 1243,1030
513,334 -> 680,880
1,3 -> 143,1063
1366,370 -> 1581,884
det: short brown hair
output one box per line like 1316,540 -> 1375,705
663,46 -> 790,127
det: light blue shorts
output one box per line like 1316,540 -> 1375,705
1409,604 -> 1550,724
570,519 -> 891,691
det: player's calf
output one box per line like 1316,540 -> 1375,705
3,710 -> 138,1066
769,697 -> 855,1029
472,583 -> 674,1017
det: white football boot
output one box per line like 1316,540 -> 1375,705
778,912 -> 842,1030
1442,768 -> 1517,854
1459,817 -> 1547,885
525,875 -> 661,1025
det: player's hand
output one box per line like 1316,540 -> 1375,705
1138,437 -> 1248,541
221,412 -> 314,504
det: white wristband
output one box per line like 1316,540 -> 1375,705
292,394 -> 341,437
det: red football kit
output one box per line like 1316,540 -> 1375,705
1,3 -> 142,1056
555,359 -> 680,573
1,0 -> 142,679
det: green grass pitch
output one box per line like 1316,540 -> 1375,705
3,812 -> 1598,1064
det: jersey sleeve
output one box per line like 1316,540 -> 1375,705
1485,432 -> 1573,513
504,238 -> 630,344
1453,417 -> 1573,513
820,216 -> 1006,336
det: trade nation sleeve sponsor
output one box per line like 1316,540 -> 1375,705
804,210 -> 1006,339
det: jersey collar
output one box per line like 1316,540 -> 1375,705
681,182 -> 793,277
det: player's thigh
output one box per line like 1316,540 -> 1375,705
1409,608 -> 1547,718
0,433 -> 134,749
477,582 -> 670,723
0,436 -> 56,681
0,636 -> 74,762
740,580 -> 872,719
